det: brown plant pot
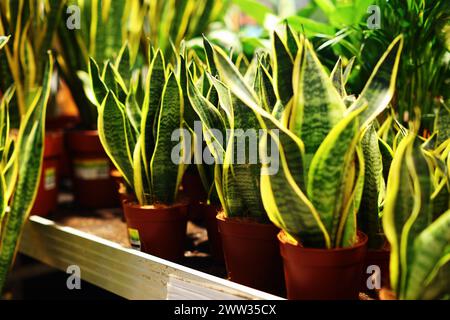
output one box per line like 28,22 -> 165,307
46,115 -> 79,180
279,231 -> 368,300
66,130 -> 119,209
202,204 -> 224,264
361,248 -> 391,293
217,213 -> 285,296
31,131 -> 64,216
181,171 -> 207,222
123,201 -> 188,262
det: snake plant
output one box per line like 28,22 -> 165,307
0,41 -> 53,292
383,125 -> 450,300
57,0 -> 146,129
0,0 -> 63,117
206,26 -> 403,248
186,37 -> 269,222
88,43 -> 186,206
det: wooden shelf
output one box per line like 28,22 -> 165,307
19,215 -> 282,300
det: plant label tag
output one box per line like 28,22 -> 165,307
74,159 -> 109,180
44,167 -> 56,190
128,228 -> 141,251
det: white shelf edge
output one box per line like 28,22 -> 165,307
18,215 -> 283,300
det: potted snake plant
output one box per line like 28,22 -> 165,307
210,25 -> 404,299
186,37 -> 286,296
87,43 -> 189,262
0,41 -> 53,292
57,0 -> 146,209
0,0 -> 64,217
381,124 -> 450,300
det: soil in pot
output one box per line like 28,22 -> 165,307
123,201 -> 189,262
279,231 -> 368,300
217,213 -> 285,297
66,130 -> 119,209
202,204 -> 224,264
31,131 -> 64,216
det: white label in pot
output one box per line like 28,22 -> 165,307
128,228 -> 141,251
44,167 -> 57,190
74,159 -> 109,180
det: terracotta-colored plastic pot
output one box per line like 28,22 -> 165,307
279,231 -> 368,300
46,115 -> 79,180
217,213 -> 285,296
31,131 -> 64,216
181,171 -> 207,222
202,204 -> 224,263
361,248 -> 391,293
123,201 -> 188,262
67,130 -> 119,208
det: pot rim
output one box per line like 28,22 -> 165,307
216,211 -> 274,228
67,129 -> 99,137
278,230 -> 368,253
123,199 -> 189,210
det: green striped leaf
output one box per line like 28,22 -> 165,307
254,62 -> 277,113
98,92 -> 134,187
273,31 -> 294,106
141,49 -> 166,181
360,124 -> 385,249
285,23 -> 299,58
0,53 -> 53,291
330,57 -> 345,97
383,132 -> 435,297
212,43 -> 307,190
338,146 -> 365,248
203,36 -> 218,77
260,132 -> 330,248
436,103 -> 450,145
307,107 -> 363,246
346,36 -> 404,129
291,40 -> 347,172
406,210 -> 450,300
150,72 -> 184,204
88,58 -> 108,107
383,134 -> 416,294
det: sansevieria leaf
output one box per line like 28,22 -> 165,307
290,40 -> 347,171
360,124 -> 385,249
272,31 -> 294,107
98,92 -> 134,187
346,36 -> 404,129
151,72 -> 184,204
141,49 -> 166,180
405,210 -> 450,300
307,107 -> 363,246
212,43 -> 307,191
0,52 -> 53,291
260,131 -> 330,248
383,133 -> 416,295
